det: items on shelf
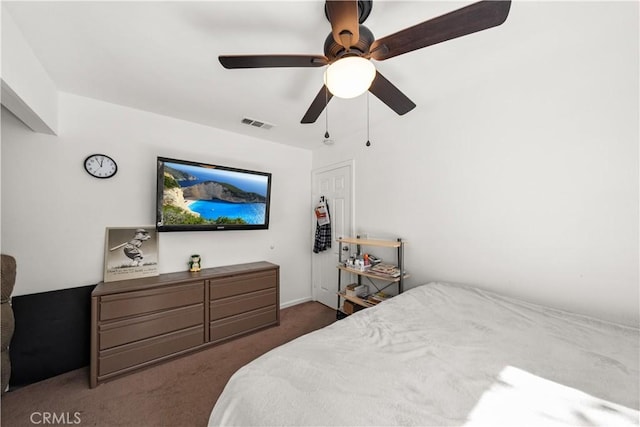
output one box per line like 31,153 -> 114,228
343,300 -> 365,315
369,263 -> 402,278
366,292 -> 391,305
344,252 -> 381,272
345,283 -> 368,297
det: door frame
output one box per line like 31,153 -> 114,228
310,159 -> 356,303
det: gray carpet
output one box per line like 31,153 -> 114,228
1,301 -> 336,426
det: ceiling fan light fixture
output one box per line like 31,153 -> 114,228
323,57 -> 376,99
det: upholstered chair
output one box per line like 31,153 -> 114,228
1,254 -> 17,392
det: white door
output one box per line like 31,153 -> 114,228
311,161 -> 354,309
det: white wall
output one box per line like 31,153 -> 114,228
313,1 -> 639,326
1,93 -> 314,307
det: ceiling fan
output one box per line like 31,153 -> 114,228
219,0 -> 512,124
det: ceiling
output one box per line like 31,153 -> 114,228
3,1 -> 514,150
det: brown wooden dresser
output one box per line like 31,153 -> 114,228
90,261 -> 279,388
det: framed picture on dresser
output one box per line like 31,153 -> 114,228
103,226 -> 158,282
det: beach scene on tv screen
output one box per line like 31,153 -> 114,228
161,162 -> 268,226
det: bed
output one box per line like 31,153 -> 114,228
208,282 -> 639,426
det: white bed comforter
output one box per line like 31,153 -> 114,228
209,282 -> 639,426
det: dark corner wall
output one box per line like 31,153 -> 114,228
9,285 -> 95,388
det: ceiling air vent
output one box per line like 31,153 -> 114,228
241,117 -> 274,130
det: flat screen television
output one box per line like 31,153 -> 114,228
156,157 -> 272,232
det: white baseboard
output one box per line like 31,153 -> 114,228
280,296 -> 313,309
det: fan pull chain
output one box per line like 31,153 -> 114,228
322,86 -> 334,145
365,92 -> 371,147
324,85 -> 330,139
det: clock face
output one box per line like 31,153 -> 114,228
84,154 -> 118,179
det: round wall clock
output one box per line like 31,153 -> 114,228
84,154 -> 118,179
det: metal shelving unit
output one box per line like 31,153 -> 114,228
336,236 -> 406,319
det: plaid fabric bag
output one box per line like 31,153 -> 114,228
313,199 -> 331,253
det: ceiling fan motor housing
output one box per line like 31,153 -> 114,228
324,25 -> 375,61
324,0 -> 372,25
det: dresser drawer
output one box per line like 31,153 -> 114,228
99,304 -> 203,350
100,282 -> 204,321
210,288 -> 276,321
98,325 -> 204,376
209,270 -> 276,300
210,306 -> 277,343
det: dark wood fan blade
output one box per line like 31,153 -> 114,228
370,0 -> 511,61
326,0 -> 360,48
219,55 -> 328,69
301,86 -> 334,124
368,72 -> 416,116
